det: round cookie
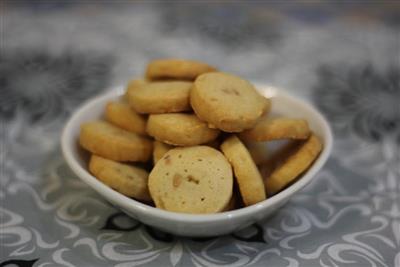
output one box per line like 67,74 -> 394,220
221,135 -> 267,206
146,59 -> 216,81
153,140 -> 174,164
89,155 -> 151,201
146,113 -> 220,146
265,134 -> 322,195
240,117 -> 310,142
105,101 -> 147,135
128,81 -> 192,114
148,146 -> 233,214
190,72 -> 270,132
79,121 -> 152,162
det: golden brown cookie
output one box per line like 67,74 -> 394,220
127,79 -> 148,90
265,134 -> 322,195
190,72 -> 270,132
127,81 -> 192,114
79,121 -> 152,162
146,59 -> 217,81
220,135 -> 267,206
146,113 -> 220,146
153,140 -> 174,164
148,146 -> 233,214
240,117 -> 311,142
89,155 -> 151,201
105,101 -> 147,135
124,79 -> 148,99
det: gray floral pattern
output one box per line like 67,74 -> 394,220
1,3 -> 399,267
0,49 -> 113,123
313,64 -> 400,144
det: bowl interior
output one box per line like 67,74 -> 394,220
62,84 -> 332,223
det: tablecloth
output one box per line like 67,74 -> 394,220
1,2 -> 399,266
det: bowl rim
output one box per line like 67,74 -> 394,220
61,84 -> 333,223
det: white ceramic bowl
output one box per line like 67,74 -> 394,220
61,84 -> 332,237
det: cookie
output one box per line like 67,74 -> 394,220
240,117 -> 311,141
89,155 -> 151,201
148,146 -> 233,214
153,140 -> 174,164
265,134 -> 322,195
146,113 -> 220,146
221,135 -> 266,206
146,59 -> 216,81
124,79 -> 148,99
127,81 -> 192,114
190,72 -> 270,132
79,121 -> 152,162
127,79 -> 148,90
105,101 -> 147,135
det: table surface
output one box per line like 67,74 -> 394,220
1,2 -> 399,267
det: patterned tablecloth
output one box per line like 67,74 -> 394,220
1,2 -> 399,267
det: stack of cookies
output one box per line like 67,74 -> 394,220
79,59 -> 322,214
